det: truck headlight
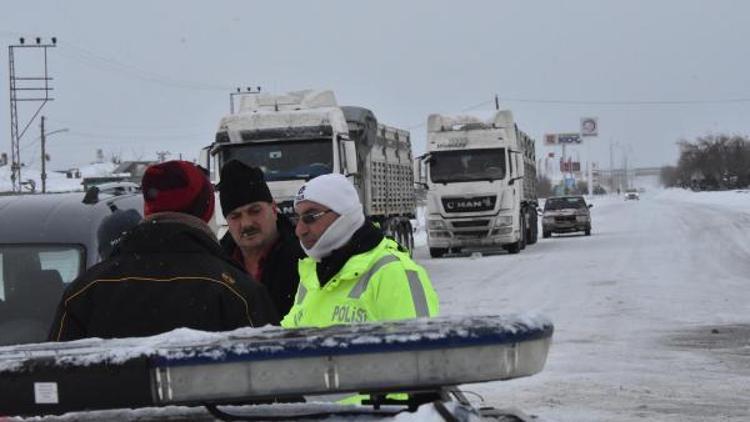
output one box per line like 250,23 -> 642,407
543,216 -> 554,223
492,227 -> 513,235
495,216 -> 513,227
428,219 -> 447,230
576,215 -> 589,222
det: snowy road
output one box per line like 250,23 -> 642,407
417,190 -> 750,421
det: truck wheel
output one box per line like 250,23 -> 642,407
403,221 -> 415,256
429,248 -> 447,258
519,215 -> 527,250
585,228 -> 591,236
542,230 -> 551,239
527,210 -> 538,245
504,242 -> 521,254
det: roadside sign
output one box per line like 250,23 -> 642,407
558,133 -> 582,144
580,117 -> 598,137
546,133 -> 582,144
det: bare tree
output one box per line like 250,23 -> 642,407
671,134 -> 749,190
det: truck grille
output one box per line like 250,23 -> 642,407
454,230 -> 489,239
452,220 -> 490,228
442,196 -> 496,213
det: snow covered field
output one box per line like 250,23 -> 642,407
0,163 -> 117,193
417,189 -> 750,421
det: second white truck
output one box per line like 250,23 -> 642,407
417,110 -> 538,257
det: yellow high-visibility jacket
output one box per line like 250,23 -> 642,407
281,237 -> 439,328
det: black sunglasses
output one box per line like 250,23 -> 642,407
295,209 -> 333,225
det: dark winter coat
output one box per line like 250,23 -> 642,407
49,212 -> 279,342
221,213 -> 305,317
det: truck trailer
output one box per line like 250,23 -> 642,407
203,90 -> 416,251
418,110 -> 538,257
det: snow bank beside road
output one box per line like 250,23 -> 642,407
655,188 -> 750,211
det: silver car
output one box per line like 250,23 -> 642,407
541,196 -> 593,238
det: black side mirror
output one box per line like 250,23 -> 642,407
588,204 -> 594,208
508,176 -> 523,186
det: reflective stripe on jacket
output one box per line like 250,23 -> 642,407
281,237 -> 439,328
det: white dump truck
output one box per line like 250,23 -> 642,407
417,110 -> 538,257
202,90 -> 416,250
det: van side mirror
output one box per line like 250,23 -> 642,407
199,146 -> 211,174
341,140 -> 358,175
588,204 -> 594,208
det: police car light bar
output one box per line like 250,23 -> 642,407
0,314 -> 553,417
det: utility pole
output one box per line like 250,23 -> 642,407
609,139 -> 614,192
8,36 -> 57,192
39,120 -> 67,194
41,116 -> 46,193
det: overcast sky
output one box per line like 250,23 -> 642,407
2,0 -> 749,173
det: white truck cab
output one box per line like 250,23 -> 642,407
202,90 -> 417,250
418,111 -> 538,257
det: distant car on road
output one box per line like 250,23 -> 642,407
0,186 -> 143,346
541,195 -> 593,238
624,189 -> 640,200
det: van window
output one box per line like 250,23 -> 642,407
0,245 -> 84,346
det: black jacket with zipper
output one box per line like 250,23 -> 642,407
49,212 -> 279,342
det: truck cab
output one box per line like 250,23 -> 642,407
418,111 -> 538,257
203,90 -> 416,251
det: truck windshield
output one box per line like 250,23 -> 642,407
429,148 -> 506,183
221,139 -> 334,181
0,245 -> 83,346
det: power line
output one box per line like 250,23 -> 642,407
405,93 -> 750,130
500,96 -> 750,105
65,130 -> 207,140
46,117 -> 209,132
59,42 -> 234,91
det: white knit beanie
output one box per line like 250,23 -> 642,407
294,173 -> 362,215
294,174 -> 365,261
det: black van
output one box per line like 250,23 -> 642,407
0,188 -> 143,346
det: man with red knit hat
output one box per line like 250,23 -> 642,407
49,160 -> 279,342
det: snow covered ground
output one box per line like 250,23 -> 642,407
416,189 -> 750,421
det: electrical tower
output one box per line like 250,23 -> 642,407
8,36 -> 57,192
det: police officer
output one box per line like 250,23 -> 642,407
282,174 -> 438,328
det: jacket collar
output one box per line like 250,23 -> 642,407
299,237 -> 398,292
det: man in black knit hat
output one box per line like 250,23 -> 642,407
218,160 -> 305,317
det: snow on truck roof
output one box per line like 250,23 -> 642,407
427,110 -> 515,133
238,89 -> 337,113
